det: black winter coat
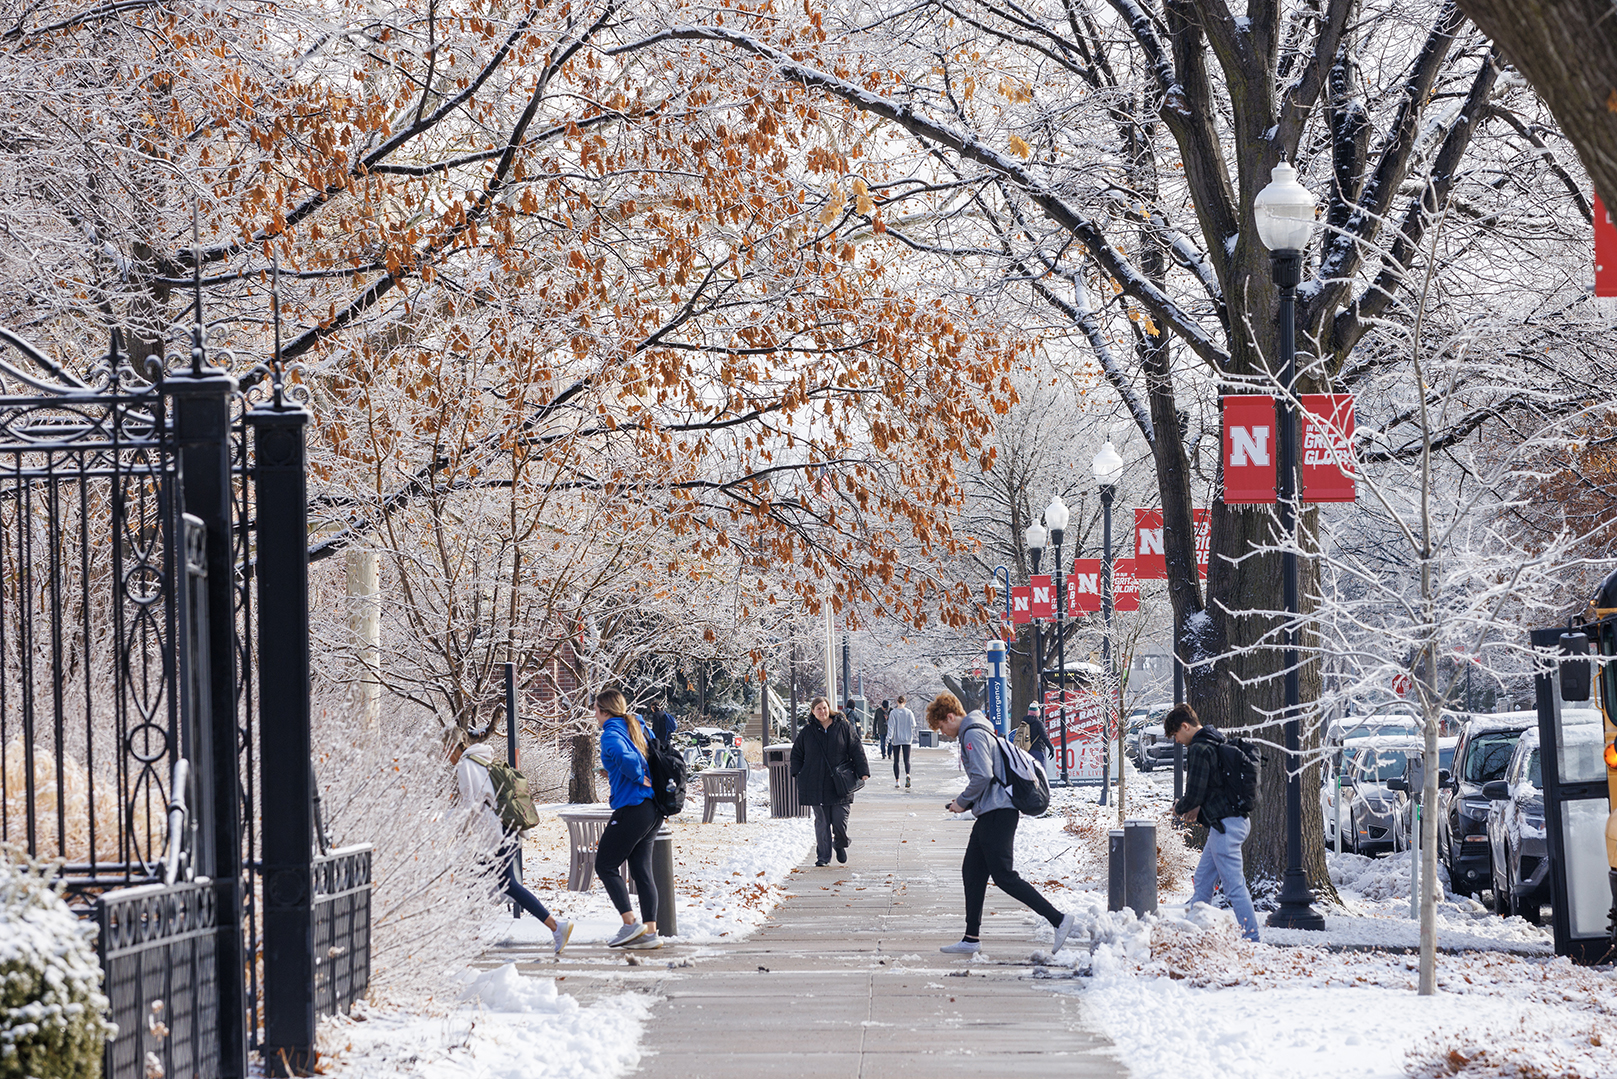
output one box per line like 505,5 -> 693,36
1173,726 -> 1242,831
790,716 -> 870,805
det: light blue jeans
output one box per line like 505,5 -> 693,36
1190,815 -> 1261,942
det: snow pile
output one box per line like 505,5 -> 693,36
316,965 -> 651,1078
0,855 -> 114,1079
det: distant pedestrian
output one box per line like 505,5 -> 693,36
595,688 -> 665,950
648,696 -> 678,745
927,692 -> 1074,957
874,699 -> 891,759
887,695 -> 917,788
453,742 -> 573,955
790,697 -> 871,866
1167,703 -> 1260,943
1024,704 -> 1055,771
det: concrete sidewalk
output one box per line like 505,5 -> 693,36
488,746 -> 1124,1078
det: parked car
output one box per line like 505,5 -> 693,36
1436,713 -> 1536,897
1484,728 -> 1549,923
1322,742 -> 1368,848
1390,736 -> 1457,848
1325,708 -> 1420,749
1127,703 -> 1175,770
1339,736 -> 1424,855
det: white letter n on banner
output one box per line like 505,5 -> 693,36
1230,425 -> 1270,467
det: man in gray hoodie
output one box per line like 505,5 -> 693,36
926,692 -> 1075,956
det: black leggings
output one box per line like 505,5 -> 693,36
962,807 -> 1062,937
501,840 -> 550,922
892,743 -> 911,778
595,799 -> 662,923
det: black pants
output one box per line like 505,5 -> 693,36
892,743 -> 911,779
811,801 -> 850,862
499,838 -> 550,922
962,807 -> 1062,937
596,799 -> 661,923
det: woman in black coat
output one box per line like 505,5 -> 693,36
790,696 -> 871,865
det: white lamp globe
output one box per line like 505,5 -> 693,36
1045,495 -> 1070,534
1024,522 -> 1046,552
1253,160 -> 1316,253
1091,441 -> 1125,487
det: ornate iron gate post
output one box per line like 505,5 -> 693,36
247,397 -> 317,1075
165,361 -> 248,1079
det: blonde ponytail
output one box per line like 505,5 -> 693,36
596,689 -> 647,756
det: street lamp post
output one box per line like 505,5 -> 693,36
1046,497 -> 1071,789
1092,442 -> 1124,814
1255,159 -> 1326,932
1025,522 -> 1050,779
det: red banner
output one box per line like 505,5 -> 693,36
1137,508 -> 1210,579
1134,509 -> 1165,579
1301,394 -> 1356,503
1029,574 -> 1054,620
1114,558 -> 1140,612
1043,688 -> 1115,781
1011,585 -> 1031,624
1598,195 -> 1617,297
1222,395 -> 1277,504
1195,508 -> 1210,579
1069,559 -> 1103,613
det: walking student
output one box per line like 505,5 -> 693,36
1024,704 -> 1055,772
790,697 -> 871,866
595,688 -> 665,949
874,699 -> 891,760
927,692 -> 1074,956
1167,702 -> 1261,942
453,742 -> 573,955
887,695 -> 917,787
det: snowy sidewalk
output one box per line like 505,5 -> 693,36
483,747 -> 1124,1079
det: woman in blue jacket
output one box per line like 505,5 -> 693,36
595,688 -> 663,949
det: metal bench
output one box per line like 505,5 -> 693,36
700,768 -> 747,824
557,807 -> 634,893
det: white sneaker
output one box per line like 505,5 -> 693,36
552,921 -> 574,956
607,922 -> 647,948
939,939 -> 981,955
625,932 -> 662,950
1051,912 -> 1076,953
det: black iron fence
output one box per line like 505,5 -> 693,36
97,879 -> 231,1079
0,310 -> 369,1077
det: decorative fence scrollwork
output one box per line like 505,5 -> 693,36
311,845 -> 372,1019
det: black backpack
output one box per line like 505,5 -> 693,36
644,735 -> 689,816
1218,737 -> 1262,814
966,722 -> 1051,816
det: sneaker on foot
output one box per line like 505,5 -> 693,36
552,920 -> 574,956
835,845 -> 847,864
625,932 -> 662,950
606,922 -> 647,948
895,780 -> 901,788
814,860 -> 829,867
905,776 -> 911,788
939,939 -> 981,955
1052,911 -> 1076,953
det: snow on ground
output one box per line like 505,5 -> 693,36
312,966 -> 652,1079
1020,768 -> 1575,1079
313,769 -> 812,1078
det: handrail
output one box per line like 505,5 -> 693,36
161,758 -> 191,886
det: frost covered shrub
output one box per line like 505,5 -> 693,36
311,698 -> 500,1004
0,852 -> 114,1079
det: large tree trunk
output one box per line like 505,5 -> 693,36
1458,0 -> 1617,214
568,732 -> 597,804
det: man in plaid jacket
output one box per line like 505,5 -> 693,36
1168,703 -> 1260,942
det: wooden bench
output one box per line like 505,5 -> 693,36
700,768 -> 747,824
557,806 -> 635,893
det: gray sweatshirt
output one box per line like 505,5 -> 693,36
887,706 -> 918,745
954,713 -> 1013,816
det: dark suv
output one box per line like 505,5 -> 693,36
1436,713 -> 1533,897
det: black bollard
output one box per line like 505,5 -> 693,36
1124,819 -> 1158,915
1108,829 -> 1126,912
654,826 -> 677,935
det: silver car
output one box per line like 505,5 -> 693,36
1339,736 -> 1424,855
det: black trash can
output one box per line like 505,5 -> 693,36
765,744 -> 808,818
